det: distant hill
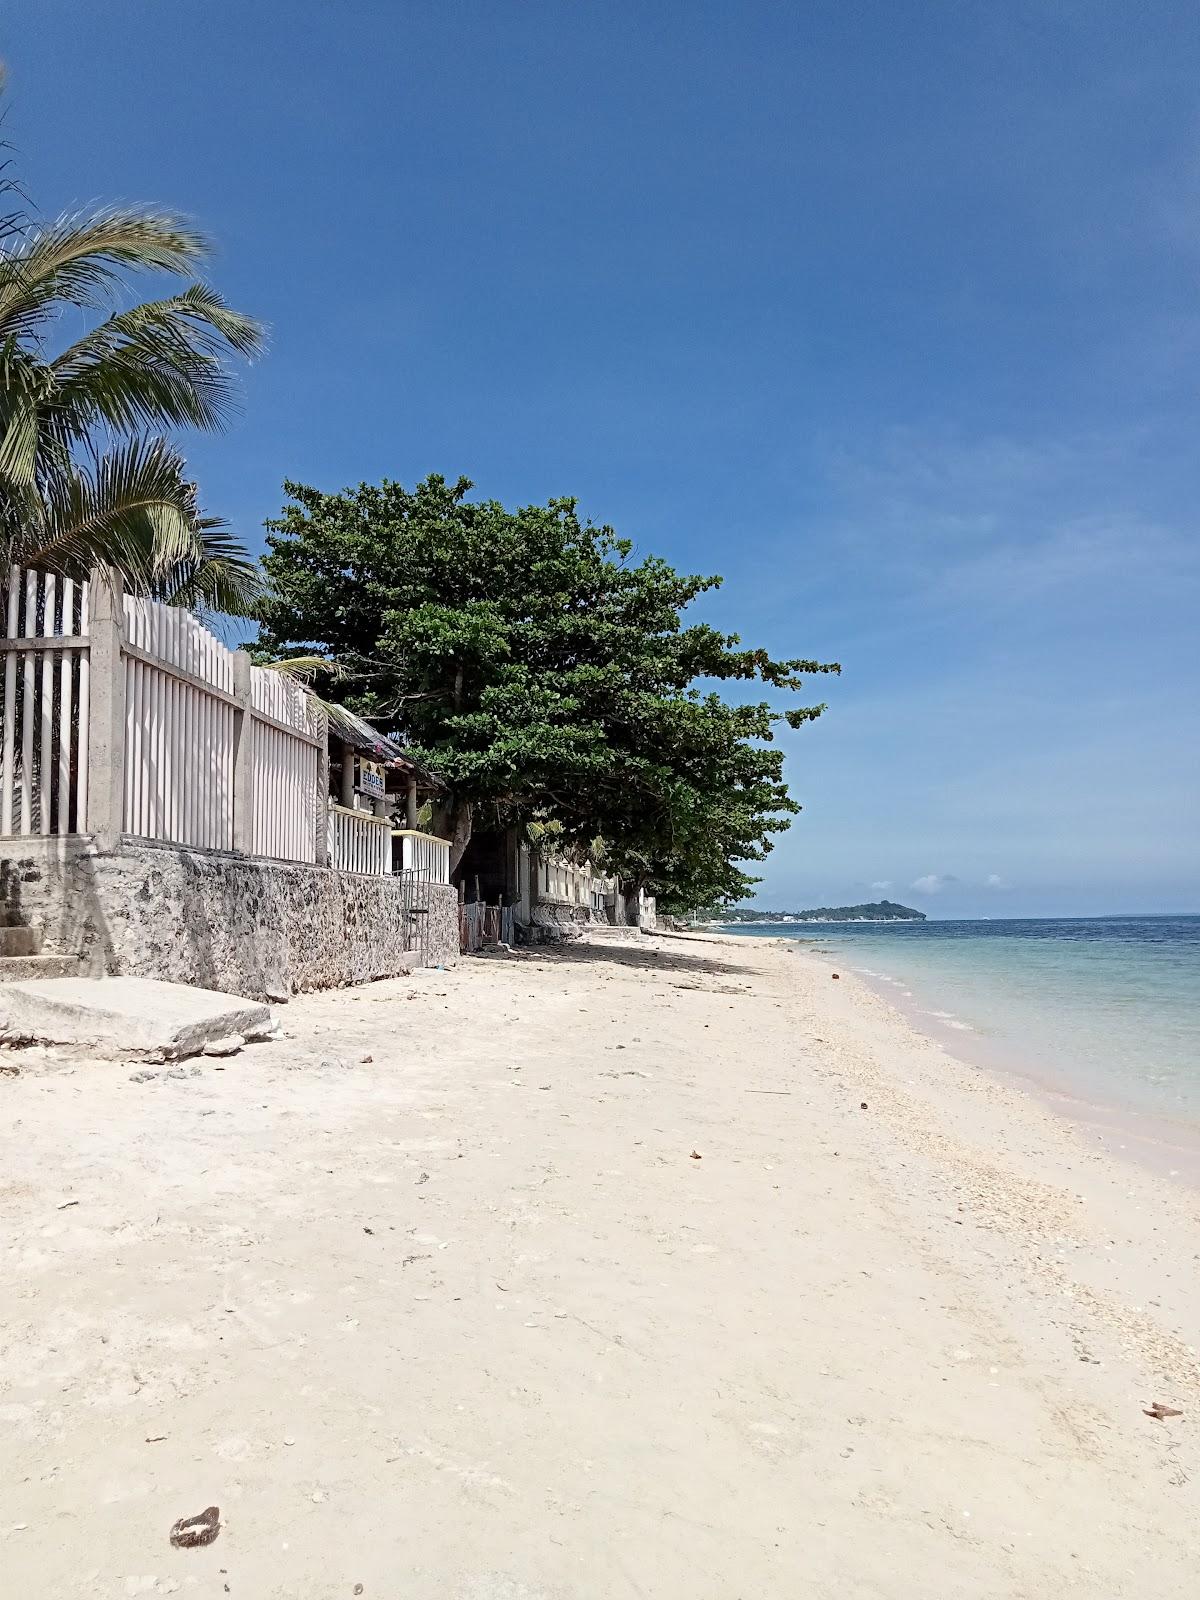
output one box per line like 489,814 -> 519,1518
719,900 -> 925,924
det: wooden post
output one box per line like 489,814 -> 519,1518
406,774 -> 418,829
231,650 -> 255,855
86,567 -> 125,853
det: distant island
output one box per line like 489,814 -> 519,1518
717,900 -> 926,924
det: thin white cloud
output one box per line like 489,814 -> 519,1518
911,873 -> 957,894
817,425 -> 1200,615
870,879 -> 891,891
984,873 -> 1009,889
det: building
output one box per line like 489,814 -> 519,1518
454,823 -> 656,947
0,566 -> 459,998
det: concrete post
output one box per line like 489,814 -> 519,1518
340,741 -> 355,808
518,843 -> 532,924
528,846 -> 542,909
231,651 -> 255,855
405,774 -> 418,829
313,709 -> 329,866
86,567 -> 125,853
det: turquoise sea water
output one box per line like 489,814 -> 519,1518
717,917 -> 1200,1124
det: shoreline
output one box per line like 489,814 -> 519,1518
719,924 -> 1200,1189
845,953 -> 1200,1190
3,928 -> 1199,1595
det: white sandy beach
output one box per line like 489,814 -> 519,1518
2,930 -> 1198,1598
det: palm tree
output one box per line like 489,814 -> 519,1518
0,159 -> 264,613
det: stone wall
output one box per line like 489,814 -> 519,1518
0,836 -> 458,1000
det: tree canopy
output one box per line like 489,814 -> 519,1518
0,117 -> 263,611
257,474 -> 838,910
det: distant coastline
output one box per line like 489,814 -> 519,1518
715,917 -> 916,926
714,898 -> 925,925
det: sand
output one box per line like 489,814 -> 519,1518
1,930 -> 1198,1598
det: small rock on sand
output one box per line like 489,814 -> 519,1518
202,1035 -> 244,1057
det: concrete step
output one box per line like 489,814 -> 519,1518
0,954 -> 81,983
0,926 -> 40,957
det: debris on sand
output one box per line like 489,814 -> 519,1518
202,1035 -> 244,1057
169,1505 -> 220,1549
1144,1401 -> 1183,1421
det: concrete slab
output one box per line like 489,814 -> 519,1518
0,976 -> 274,1060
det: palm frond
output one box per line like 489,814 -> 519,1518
0,140 -> 260,612
261,654 -> 347,682
28,436 -> 196,580
48,285 -> 264,439
15,439 -> 258,618
0,208 -> 210,340
0,339 -> 44,487
156,513 -> 263,617
258,654 -> 377,740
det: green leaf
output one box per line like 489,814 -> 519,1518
258,474 -> 839,909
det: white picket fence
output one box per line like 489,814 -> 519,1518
0,565 -> 445,879
0,567 -> 90,836
120,591 -> 323,861
249,663 -> 321,862
395,828 -> 452,884
122,592 -> 236,851
328,804 -> 392,875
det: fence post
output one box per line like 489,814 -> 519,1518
339,740 -> 355,808
86,567 -> 125,852
314,707 -> 329,866
232,650 -> 255,854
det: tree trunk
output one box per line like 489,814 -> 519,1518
447,795 -> 473,876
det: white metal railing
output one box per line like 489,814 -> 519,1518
394,828 -> 451,884
0,565 -> 90,836
328,803 -> 392,875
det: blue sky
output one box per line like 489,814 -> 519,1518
5,1 -> 1198,915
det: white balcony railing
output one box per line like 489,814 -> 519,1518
327,803 -> 391,875
394,828 -> 451,884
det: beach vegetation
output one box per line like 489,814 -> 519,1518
257,473 -> 839,907
0,122 -> 263,612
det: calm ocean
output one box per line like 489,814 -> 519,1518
718,916 -> 1200,1124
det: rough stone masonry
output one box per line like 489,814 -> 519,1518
0,836 -> 459,1001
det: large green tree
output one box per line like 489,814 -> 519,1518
258,474 -> 838,910
0,136 -> 263,611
